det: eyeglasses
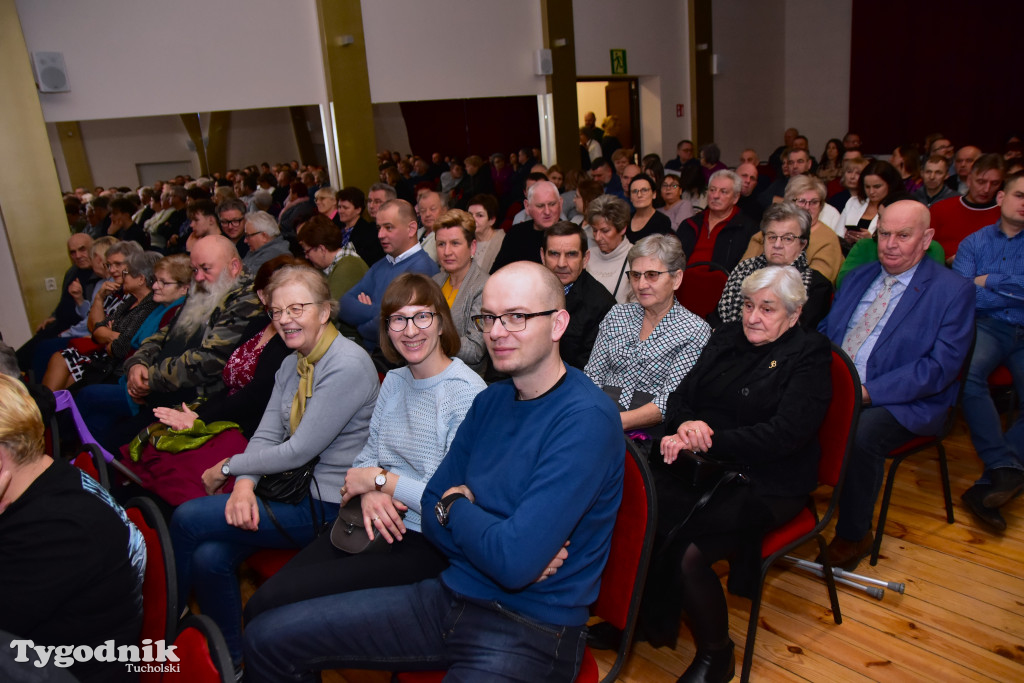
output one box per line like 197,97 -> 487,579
471,310 -> 556,332
630,187 -> 652,196
626,270 -> 677,283
794,198 -> 821,207
764,233 -> 801,244
221,217 -> 246,227
267,302 -> 316,320
386,311 -> 437,332
154,279 -> 183,288
244,231 -> 261,238
662,183 -> 680,190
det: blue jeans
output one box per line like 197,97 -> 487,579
836,406 -> 917,540
75,382 -> 135,453
243,578 -> 588,683
961,317 -> 1024,483
170,493 -> 334,665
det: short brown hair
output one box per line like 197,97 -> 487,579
254,254 -> 309,293
435,209 -> 476,243
0,375 -> 44,465
155,253 -> 192,286
298,214 -> 343,251
378,273 -> 459,364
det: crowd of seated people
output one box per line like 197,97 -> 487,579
4,126 -> 1022,683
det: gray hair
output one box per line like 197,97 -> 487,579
106,240 -> 144,260
740,265 -> 807,315
760,200 -> 811,239
0,342 -> 18,378
709,169 -> 741,194
247,211 -> 280,237
90,235 -> 118,259
216,198 -> 247,217
314,187 -> 336,201
586,194 -> 630,232
126,250 -> 163,287
784,174 -> 827,202
627,234 -> 685,273
526,180 -> 559,204
368,183 -> 397,200
252,189 -> 273,212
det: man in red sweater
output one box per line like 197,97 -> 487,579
931,153 -> 1005,260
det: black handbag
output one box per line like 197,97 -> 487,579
254,456 -> 320,505
330,495 -> 404,554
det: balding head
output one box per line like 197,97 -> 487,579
621,164 -> 641,192
955,145 -> 982,180
737,163 -> 759,196
67,233 -> 93,270
191,235 -> 242,286
876,200 -> 933,275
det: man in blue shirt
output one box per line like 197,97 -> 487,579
245,262 -> 624,682
955,173 -> 1024,530
818,200 -> 974,570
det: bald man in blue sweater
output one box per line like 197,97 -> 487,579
246,262 -> 624,682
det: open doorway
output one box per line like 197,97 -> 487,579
576,78 -> 641,163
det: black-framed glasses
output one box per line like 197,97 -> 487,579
626,270 -> 676,283
221,217 -> 246,227
267,302 -> 316,321
764,233 -> 801,244
630,187 -> 653,196
471,310 -> 557,332
386,311 -> 437,332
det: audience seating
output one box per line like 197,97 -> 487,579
162,614 -> 233,683
676,261 -> 729,320
869,337 -> 976,565
244,549 -> 298,584
71,442 -> 110,490
742,344 -> 861,682
124,496 -> 179,683
396,437 -> 657,683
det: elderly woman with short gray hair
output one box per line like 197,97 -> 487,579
616,265 -> 833,682
711,201 -> 833,329
584,234 -> 711,435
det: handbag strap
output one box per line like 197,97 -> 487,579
659,470 -> 748,557
259,475 -> 329,547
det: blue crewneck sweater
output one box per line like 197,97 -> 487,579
338,248 -> 439,349
422,365 -> 623,627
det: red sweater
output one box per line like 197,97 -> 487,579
929,196 -> 1000,257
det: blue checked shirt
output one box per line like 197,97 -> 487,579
952,220 -> 1024,326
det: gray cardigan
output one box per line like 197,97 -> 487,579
433,264 -> 488,367
230,334 -> 378,504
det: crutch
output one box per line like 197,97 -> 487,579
784,556 -> 906,599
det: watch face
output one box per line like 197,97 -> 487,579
434,500 -> 447,526
375,473 -> 387,486
221,464 -> 230,476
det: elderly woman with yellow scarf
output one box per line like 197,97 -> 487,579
169,264 -> 379,669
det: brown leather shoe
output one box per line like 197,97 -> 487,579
819,532 -> 874,572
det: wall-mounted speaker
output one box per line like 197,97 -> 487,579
534,49 -> 553,76
31,51 -> 70,93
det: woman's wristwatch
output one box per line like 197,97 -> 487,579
221,458 -> 231,476
374,469 -> 389,491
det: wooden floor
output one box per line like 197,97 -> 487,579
273,417 -> 1024,683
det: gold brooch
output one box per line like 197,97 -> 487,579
769,360 -> 777,369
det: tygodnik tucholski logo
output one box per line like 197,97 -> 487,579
10,638 -> 180,673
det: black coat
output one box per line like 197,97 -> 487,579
562,270 -> 616,370
677,209 -> 759,272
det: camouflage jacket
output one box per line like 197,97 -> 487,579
124,273 -> 263,399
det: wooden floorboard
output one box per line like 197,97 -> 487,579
263,418 -> 1024,682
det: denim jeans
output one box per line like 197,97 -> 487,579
961,317 -> 1024,483
75,382 -> 135,453
243,578 -> 588,683
170,493 -> 334,664
835,406 -> 916,540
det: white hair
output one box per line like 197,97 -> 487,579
246,211 -> 280,237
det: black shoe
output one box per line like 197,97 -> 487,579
586,621 -> 622,651
982,468 -> 1024,508
962,485 -> 1007,532
678,639 -> 734,683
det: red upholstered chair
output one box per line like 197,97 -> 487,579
396,437 -> 657,683
676,261 -> 729,320
71,443 -> 111,490
742,344 -> 861,682
124,497 -> 178,683
245,549 -> 298,584
161,614 -> 233,682
869,338 -> 976,566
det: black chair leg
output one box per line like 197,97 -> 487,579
871,453 -> 907,566
937,443 -> 955,524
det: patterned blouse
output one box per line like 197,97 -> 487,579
584,301 -> 711,415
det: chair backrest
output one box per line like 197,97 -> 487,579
817,345 -> 862,489
124,497 -> 178,660
676,261 -> 729,320
590,439 -> 657,681
162,614 -> 233,682
71,443 -> 110,491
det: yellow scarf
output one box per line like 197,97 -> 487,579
289,323 -> 339,434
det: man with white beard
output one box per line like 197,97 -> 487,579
76,236 -> 262,450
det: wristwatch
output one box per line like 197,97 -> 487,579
434,492 -> 468,528
221,458 -> 232,476
374,468 -> 389,491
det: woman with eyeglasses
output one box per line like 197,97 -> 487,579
658,173 -> 696,233
242,273 -> 485,646
739,175 -> 844,283
585,234 -> 711,438
170,264 -> 379,669
626,174 -> 673,244
710,201 -> 833,330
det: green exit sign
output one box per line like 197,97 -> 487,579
610,49 -> 627,75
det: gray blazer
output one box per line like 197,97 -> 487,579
433,264 -> 488,368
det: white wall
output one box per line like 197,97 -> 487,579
45,123 -> 72,192
16,0 -> 327,122
573,0 -> 691,162
78,116 -> 199,188
361,1 -> 546,103
224,108 -> 301,171
0,212 -> 32,348
712,0 -> 852,166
